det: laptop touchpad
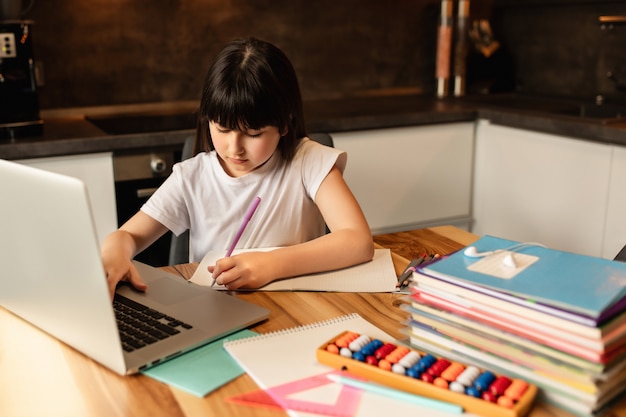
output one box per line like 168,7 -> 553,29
144,278 -> 204,305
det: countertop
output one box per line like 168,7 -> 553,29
2,92 -> 626,160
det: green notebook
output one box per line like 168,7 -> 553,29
142,329 -> 257,397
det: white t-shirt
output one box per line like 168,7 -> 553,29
141,138 -> 347,262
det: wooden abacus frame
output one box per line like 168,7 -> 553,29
316,331 -> 538,417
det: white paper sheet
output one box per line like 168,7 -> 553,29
190,248 -> 397,292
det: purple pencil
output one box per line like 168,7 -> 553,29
211,196 -> 261,287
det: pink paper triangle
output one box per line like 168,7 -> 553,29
227,370 -> 362,417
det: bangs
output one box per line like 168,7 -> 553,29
204,73 -> 287,131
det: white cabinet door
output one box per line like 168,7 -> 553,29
604,146 -> 626,259
473,120 -> 611,257
16,153 -> 118,243
332,123 -> 474,234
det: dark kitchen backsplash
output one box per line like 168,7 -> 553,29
17,0 -> 626,109
492,0 -> 626,103
24,0 -> 445,109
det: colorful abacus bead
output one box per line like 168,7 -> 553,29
391,363 -> 406,374
339,347 -> 352,358
473,370 -> 496,392
397,351 -> 420,369
406,364 -> 422,378
448,381 -> 465,394
427,358 -> 451,377
489,375 -> 512,396
378,359 -> 392,371
421,358 -> 450,383
348,334 -> 370,351
448,364 -> 479,395
497,395 -> 515,409
325,343 -> 339,354
374,343 -> 396,360
415,354 -> 437,373
440,362 -> 464,382
406,353 -> 436,378
420,372 -> 435,383
384,349 -> 409,373
482,390 -> 497,403
455,365 -> 480,387
352,350 -> 366,362
504,379 -> 530,401
334,331 -> 359,348
365,355 -> 378,366
360,339 -> 383,356
385,346 -> 410,364
433,377 -> 449,389
465,386 -> 482,398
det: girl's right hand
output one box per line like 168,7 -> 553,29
100,212 -> 168,299
103,256 -> 148,300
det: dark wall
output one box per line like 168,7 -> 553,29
21,0 -> 625,110
491,0 -> 626,102
24,0 -> 444,109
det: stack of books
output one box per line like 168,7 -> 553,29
405,235 -> 626,417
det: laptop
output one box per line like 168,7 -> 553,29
0,158 -> 269,375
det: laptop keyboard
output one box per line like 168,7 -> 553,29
113,294 -> 193,352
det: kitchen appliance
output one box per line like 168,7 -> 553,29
1,0 -> 34,21
0,19 -> 43,139
113,147 -> 183,267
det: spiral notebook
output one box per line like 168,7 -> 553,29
223,314 -> 455,417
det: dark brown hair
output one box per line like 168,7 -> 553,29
194,37 -> 306,162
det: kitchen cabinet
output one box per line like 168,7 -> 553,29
472,120 -> 612,257
604,146 -> 626,259
331,123 -> 474,234
16,153 -> 118,243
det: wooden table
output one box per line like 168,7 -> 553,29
0,226 -> 624,417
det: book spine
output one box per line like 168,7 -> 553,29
412,292 -> 606,356
409,310 -> 603,377
413,271 -> 600,329
408,305 -> 604,374
410,284 -> 603,341
407,331 -> 598,406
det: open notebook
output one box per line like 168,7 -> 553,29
190,248 -> 397,292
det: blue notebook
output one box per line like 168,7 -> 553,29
420,235 -> 626,320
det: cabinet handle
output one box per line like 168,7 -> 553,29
136,187 -> 158,198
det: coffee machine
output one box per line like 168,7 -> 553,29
0,19 -> 43,139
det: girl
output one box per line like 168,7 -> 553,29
101,37 -> 374,298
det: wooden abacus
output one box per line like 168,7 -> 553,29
316,331 -> 538,417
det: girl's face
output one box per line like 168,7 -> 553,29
209,121 -> 282,177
